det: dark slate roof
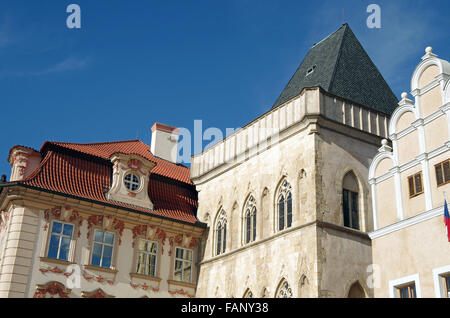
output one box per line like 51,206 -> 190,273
272,24 -> 398,115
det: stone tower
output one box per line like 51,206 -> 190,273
191,24 -> 398,298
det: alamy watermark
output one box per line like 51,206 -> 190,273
66,4 -> 81,29
366,4 -> 381,29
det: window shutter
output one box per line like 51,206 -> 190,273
414,173 -> 423,194
444,161 -> 450,183
436,164 -> 444,186
408,176 -> 415,196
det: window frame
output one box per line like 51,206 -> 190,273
89,228 -> 116,269
342,189 -> 360,230
275,279 -> 293,298
397,283 -> 417,298
243,195 -> 257,245
173,247 -> 194,284
408,172 -> 424,198
134,238 -> 158,277
435,159 -> 450,187
123,172 -> 141,192
46,220 -> 75,262
215,210 -> 227,256
276,180 -> 293,232
433,265 -> 450,298
389,273 -> 421,298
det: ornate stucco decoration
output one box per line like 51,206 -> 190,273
8,146 -> 40,182
33,281 -> 71,298
130,282 -> 160,293
82,270 -> 115,285
168,233 -> 198,256
86,215 -> 125,245
81,288 -> 115,298
39,266 -> 74,278
105,153 -> 156,210
131,224 -> 168,253
168,288 -> 194,298
43,205 -> 83,238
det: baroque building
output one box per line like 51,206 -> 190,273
1,23 -> 447,299
0,123 -> 206,298
190,24 -> 398,298
369,47 -> 450,298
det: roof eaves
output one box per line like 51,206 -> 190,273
0,182 -> 205,228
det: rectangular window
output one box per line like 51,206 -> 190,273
173,247 -> 193,283
91,229 -> 115,268
435,160 -> 450,186
397,283 -> 416,298
47,221 -> 74,261
136,239 -> 158,277
343,189 -> 359,230
444,275 -> 450,298
408,172 -> 423,197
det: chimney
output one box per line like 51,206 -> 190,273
150,122 -> 180,164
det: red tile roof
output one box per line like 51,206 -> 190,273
10,140 -> 200,225
42,140 -> 192,185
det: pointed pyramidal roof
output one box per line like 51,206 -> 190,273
272,24 -> 398,114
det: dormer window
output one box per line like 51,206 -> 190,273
306,65 -> 316,76
124,173 -> 140,192
106,154 -> 155,210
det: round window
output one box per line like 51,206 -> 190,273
124,173 -> 140,192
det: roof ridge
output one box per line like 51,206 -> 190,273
50,139 -> 145,146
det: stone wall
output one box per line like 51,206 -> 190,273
193,87 -> 387,298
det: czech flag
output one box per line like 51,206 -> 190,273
445,200 -> 450,242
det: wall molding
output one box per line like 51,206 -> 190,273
369,205 -> 444,239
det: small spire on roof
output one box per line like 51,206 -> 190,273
422,46 -> 437,60
398,92 -> 413,107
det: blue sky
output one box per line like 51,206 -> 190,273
0,0 -> 449,176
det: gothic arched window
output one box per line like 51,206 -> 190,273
215,210 -> 227,255
243,195 -> 257,244
342,171 -> 360,230
276,279 -> 293,298
277,180 -> 293,231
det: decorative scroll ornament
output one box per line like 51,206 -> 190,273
87,215 -> 125,245
168,234 -> 198,256
129,282 -> 159,292
33,281 -> 71,298
43,206 -> 83,237
131,224 -> 168,253
168,289 -> 195,298
39,265 -> 75,278
81,288 -> 115,298
126,159 -> 145,174
82,270 -> 115,285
